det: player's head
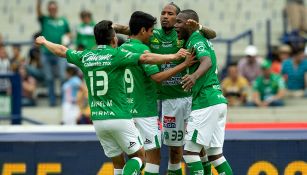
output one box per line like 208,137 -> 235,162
174,9 -> 199,40
47,1 -> 58,18
66,65 -> 79,78
227,63 -> 239,80
80,10 -> 92,24
160,2 -> 180,31
94,20 -> 118,48
129,11 -> 156,43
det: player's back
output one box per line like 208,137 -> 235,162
120,39 -> 159,117
66,45 -> 141,120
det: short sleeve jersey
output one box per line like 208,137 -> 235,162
149,28 -> 191,100
39,15 -> 70,54
66,45 -> 141,120
185,31 -> 227,110
120,39 -> 160,117
253,73 -> 285,101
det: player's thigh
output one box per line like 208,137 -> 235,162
93,120 -> 123,158
112,119 -> 143,155
134,116 -> 160,150
210,104 -> 227,148
162,97 -> 190,146
185,105 -> 221,147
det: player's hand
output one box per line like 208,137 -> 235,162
35,36 -> 46,46
183,48 -> 197,67
181,74 -> 197,91
175,48 -> 189,60
186,19 -> 200,31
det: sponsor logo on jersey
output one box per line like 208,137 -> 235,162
144,138 -> 152,144
128,142 -> 136,149
163,116 -> 176,128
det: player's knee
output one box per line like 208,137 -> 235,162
169,146 -> 183,162
184,141 -> 203,155
146,148 -> 161,164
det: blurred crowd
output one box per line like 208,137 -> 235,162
222,44 -> 307,107
0,0 -> 307,125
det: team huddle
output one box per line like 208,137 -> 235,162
35,2 -> 233,175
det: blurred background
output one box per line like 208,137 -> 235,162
0,0 -> 306,174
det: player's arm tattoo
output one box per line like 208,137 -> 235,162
112,23 -> 130,35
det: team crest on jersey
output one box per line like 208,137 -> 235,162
177,39 -> 184,48
163,116 -> 176,128
152,38 -> 159,44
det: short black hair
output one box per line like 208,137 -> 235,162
129,11 -> 157,35
291,45 -> 305,56
94,20 -> 115,45
168,2 -> 181,15
48,1 -> 57,6
80,10 -> 92,19
180,9 -> 199,22
66,66 -> 78,76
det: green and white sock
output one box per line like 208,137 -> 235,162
200,155 -> 212,175
114,169 -> 123,175
183,155 -> 204,175
122,157 -> 142,175
144,163 -> 159,175
211,156 -> 233,175
167,163 -> 182,175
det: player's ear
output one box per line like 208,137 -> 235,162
141,27 -> 146,34
111,36 -> 118,48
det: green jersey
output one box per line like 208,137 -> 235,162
39,15 -> 70,54
66,45 -> 141,120
120,39 -> 160,117
252,73 -> 285,101
185,31 -> 227,110
149,28 -> 190,100
76,21 -> 96,49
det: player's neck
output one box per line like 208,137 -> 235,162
130,35 -> 144,43
162,27 -> 174,34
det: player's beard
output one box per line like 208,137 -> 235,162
162,26 -> 174,33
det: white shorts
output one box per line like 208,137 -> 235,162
162,97 -> 192,146
93,119 -> 143,158
62,102 -> 80,125
185,103 -> 227,148
134,116 -> 161,150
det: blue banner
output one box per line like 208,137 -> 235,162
0,130 -> 307,175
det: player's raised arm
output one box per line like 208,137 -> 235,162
35,36 -> 68,58
140,48 -> 189,64
112,23 -> 130,35
186,19 -> 217,39
36,0 -> 43,17
182,56 -> 212,91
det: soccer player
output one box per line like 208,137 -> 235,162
120,11 -> 196,175
113,3 -> 216,174
35,20 -> 190,175
175,9 -> 233,175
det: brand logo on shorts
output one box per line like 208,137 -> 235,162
144,138 -> 152,144
128,142 -> 136,149
163,116 -> 176,128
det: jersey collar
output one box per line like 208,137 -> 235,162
97,45 -> 112,49
185,31 -> 200,48
127,38 -> 143,44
